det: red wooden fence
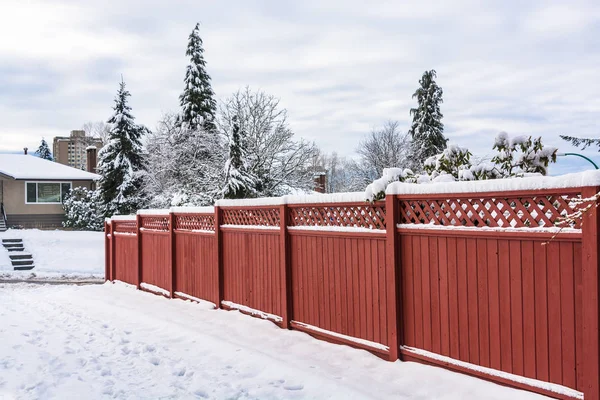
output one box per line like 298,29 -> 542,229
105,185 -> 600,400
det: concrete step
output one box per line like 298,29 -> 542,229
7,247 -> 25,252
2,239 -> 22,243
11,259 -> 34,266
13,265 -> 35,271
3,243 -> 23,248
9,253 -> 33,260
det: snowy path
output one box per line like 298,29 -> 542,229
0,283 -> 548,400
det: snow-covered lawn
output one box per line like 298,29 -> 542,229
0,229 -> 104,280
0,282 -> 548,400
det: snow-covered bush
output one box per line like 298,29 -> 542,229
62,187 -> 104,231
492,132 -> 557,177
423,144 -> 472,180
365,132 -> 557,201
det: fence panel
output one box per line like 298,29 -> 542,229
394,189 -> 587,398
173,212 -> 218,305
287,201 -> 390,355
220,207 -> 284,322
139,215 -> 171,292
112,219 -> 138,285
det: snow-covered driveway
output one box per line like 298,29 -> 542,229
0,283 -> 548,400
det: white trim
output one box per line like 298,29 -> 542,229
24,181 -> 72,204
396,223 -> 582,234
113,232 -> 137,237
401,346 -> 583,400
220,224 -> 280,231
221,300 -> 283,322
293,321 -> 389,351
288,226 -> 386,234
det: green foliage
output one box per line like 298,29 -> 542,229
62,187 -> 103,231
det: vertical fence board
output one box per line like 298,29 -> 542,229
498,239 -> 512,373
487,239 -> 501,370
547,241 -> 563,385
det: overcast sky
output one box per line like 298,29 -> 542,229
1,0 -> 599,174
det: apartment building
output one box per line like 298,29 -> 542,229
53,130 -> 103,171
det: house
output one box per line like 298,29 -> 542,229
0,152 -> 100,229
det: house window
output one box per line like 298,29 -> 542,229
25,182 -> 72,204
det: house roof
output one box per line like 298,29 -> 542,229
0,154 -> 100,180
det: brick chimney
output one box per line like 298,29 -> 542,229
86,146 -> 97,173
313,172 -> 326,193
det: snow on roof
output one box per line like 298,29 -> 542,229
0,154 -> 100,180
386,170 -> 600,196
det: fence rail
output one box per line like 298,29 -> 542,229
105,186 -> 600,400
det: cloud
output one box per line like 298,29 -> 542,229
0,0 -> 598,176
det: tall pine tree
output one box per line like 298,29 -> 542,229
179,23 -> 217,132
97,79 -> 147,217
223,116 -> 256,199
36,138 -> 53,161
408,69 -> 447,171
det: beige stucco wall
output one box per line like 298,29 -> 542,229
1,178 -> 93,215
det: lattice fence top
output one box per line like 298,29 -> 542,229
140,216 -> 169,231
397,193 -> 583,229
174,214 -> 215,231
222,208 -> 280,227
288,204 -> 386,229
113,220 -> 137,233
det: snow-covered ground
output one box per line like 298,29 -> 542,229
0,282 -> 549,400
0,229 -> 104,280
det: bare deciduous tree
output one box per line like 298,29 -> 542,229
354,120 -> 411,187
217,87 -> 318,197
82,121 -> 112,145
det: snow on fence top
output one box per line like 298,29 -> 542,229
171,206 -> 215,214
111,215 -> 137,221
137,209 -> 170,216
216,192 -> 368,207
386,170 -> 600,196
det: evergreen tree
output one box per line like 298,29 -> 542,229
179,23 -> 217,132
223,116 -> 256,199
408,69 -> 447,170
36,138 -> 53,161
97,79 -> 147,217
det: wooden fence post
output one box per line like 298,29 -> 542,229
169,212 -> 176,298
104,221 -> 111,281
279,203 -> 292,329
215,206 -> 224,308
136,214 -> 142,290
581,186 -> 600,400
111,219 -> 117,282
385,194 -> 401,361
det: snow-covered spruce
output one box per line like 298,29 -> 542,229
222,115 -> 257,199
179,22 -> 217,133
408,69 -> 447,171
97,79 -> 148,217
35,138 -> 53,161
